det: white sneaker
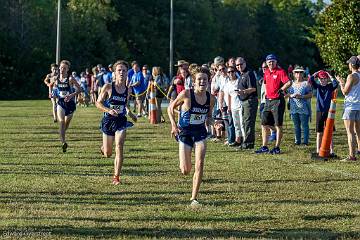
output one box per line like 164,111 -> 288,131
190,199 -> 201,207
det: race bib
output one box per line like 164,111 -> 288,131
110,104 -> 125,113
189,114 -> 206,124
59,91 -> 69,98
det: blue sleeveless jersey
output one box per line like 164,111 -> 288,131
178,90 -> 210,131
104,82 -> 128,118
100,83 -> 133,136
54,78 -> 75,101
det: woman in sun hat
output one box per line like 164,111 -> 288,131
286,66 -> 312,145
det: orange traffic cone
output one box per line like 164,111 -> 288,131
149,81 -> 158,124
319,91 -> 337,158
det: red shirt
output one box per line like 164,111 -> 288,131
175,75 -> 185,94
264,67 -> 289,99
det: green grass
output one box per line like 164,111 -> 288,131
0,99 -> 360,239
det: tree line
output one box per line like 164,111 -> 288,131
1,0 -> 354,100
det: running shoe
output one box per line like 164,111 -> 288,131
340,156 -> 357,162
255,146 -> 269,154
269,147 -> 281,154
62,142 -> 68,153
190,199 -> 201,207
112,175 -> 120,185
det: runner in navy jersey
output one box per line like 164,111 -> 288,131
168,66 -> 215,207
43,63 -> 59,122
52,60 -> 81,153
96,60 -> 137,185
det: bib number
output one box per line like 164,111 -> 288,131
110,104 -> 124,113
59,91 -> 69,98
190,114 -> 206,124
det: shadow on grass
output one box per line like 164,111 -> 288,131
0,194 -> 172,206
2,226 -> 358,239
0,168 -> 169,177
303,214 -> 356,221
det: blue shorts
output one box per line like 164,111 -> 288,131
58,100 -> 76,116
100,116 -> 133,136
343,109 -> 360,121
177,128 -> 207,148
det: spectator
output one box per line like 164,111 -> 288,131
129,62 -> 147,117
152,66 -> 168,123
337,56 -> 360,161
236,57 -> 258,149
102,67 -> 112,85
309,70 -> 338,157
286,66 -> 312,145
226,66 -> 243,146
108,64 -> 114,81
258,62 -> 277,142
174,60 -> 192,94
90,66 -> 98,104
255,54 -> 291,154
142,64 -> 152,115
211,62 -> 227,142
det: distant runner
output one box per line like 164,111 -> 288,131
43,63 -> 59,122
52,60 -> 81,153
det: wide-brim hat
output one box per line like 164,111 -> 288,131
293,66 -> 305,72
175,60 -> 189,67
214,56 -> 224,65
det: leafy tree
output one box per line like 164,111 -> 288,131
314,0 -> 360,76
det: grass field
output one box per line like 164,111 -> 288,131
1,100 -> 360,239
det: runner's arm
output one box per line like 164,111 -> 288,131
168,90 -> 188,136
95,84 -> 111,113
44,74 -> 51,86
126,87 -> 137,122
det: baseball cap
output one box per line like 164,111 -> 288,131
317,70 -> 328,79
346,56 -> 360,66
265,54 -> 277,61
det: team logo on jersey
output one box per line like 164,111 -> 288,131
272,75 -> 277,79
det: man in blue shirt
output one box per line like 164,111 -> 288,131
129,62 -> 146,117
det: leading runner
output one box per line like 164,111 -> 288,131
168,66 -> 215,206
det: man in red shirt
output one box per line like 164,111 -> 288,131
255,54 -> 292,154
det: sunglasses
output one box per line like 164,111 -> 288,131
218,68 -> 225,71
228,71 -> 234,73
